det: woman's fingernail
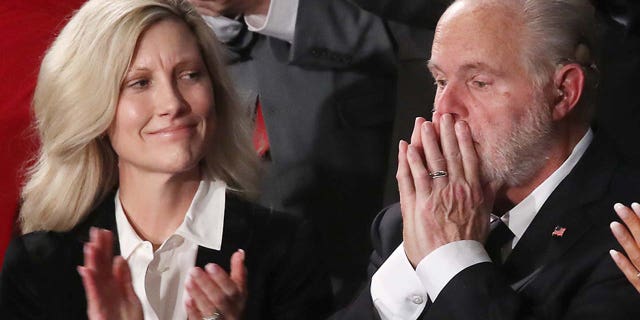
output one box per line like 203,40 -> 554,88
205,263 -> 218,274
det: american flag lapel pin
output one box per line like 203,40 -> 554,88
552,226 -> 567,238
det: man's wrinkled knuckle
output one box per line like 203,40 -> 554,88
446,151 -> 462,161
451,183 -> 468,199
415,170 -> 430,180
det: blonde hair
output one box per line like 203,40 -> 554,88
20,0 -> 260,233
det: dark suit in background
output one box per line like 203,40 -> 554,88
0,195 -> 332,320
217,0 -> 433,305
594,0 -> 640,162
335,133 -> 640,319
348,0 -> 450,29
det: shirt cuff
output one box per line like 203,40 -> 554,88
371,244 -> 428,320
415,240 -> 490,301
244,0 -> 298,43
202,15 -> 244,43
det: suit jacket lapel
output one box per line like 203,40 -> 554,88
503,134 -> 618,287
71,192 -> 253,271
71,192 -> 121,256
195,195 -> 253,272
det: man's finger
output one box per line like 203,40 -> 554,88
455,120 -> 481,189
439,113 -> 463,180
420,121 -> 447,187
407,145 -> 432,197
397,140 -> 416,216
411,117 -> 427,147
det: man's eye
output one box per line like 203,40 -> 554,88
472,80 -> 489,88
434,79 -> 447,88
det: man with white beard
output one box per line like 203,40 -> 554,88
334,0 -> 640,319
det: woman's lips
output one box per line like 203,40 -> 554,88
147,123 -> 197,137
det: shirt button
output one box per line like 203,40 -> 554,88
411,295 -> 425,304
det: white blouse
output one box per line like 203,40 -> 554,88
114,180 -> 226,320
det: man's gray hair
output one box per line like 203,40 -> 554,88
520,0 -> 598,85
455,0 -> 600,121
520,0 -> 599,119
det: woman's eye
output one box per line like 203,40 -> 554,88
182,71 -> 201,80
128,79 -> 149,88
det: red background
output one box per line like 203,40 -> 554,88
0,1 -> 85,268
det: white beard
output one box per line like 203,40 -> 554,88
478,98 -> 554,187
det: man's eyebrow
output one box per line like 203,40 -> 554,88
427,60 -> 440,73
459,62 -> 500,74
426,61 -> 502,75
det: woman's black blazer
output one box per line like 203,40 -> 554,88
0,193 -> 333,319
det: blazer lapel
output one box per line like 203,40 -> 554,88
71,192 -> 121,256
195,195 -> 253,272
503,134 -> 618,287
71,193 -> 254,271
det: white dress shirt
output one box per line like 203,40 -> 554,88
371,129 -> 594,319
115,179 -> 227,320
203,0 -> 299,44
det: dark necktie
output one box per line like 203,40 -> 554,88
485,217 -> 515,264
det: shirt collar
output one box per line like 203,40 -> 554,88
499,129 -> 594,245
115,179 -> 227,259
174,179 -> 226,250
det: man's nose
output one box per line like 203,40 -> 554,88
434,83 -> 467,120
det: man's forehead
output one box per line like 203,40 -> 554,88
430,0 -> 526,73
437,0 -> 523,36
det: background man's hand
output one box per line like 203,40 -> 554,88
187,0 -> 270,18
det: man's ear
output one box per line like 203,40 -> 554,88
551,63 -> 585,121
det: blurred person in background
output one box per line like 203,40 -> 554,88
187,0 -> 434,306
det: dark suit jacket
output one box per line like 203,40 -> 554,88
595,4 -> 640,162
349,0 -> 450,28
0,194 -> 333,320
335,133 -> 640,319
222,0 -> 402,305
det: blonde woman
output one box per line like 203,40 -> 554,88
0,0 -> 332,319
